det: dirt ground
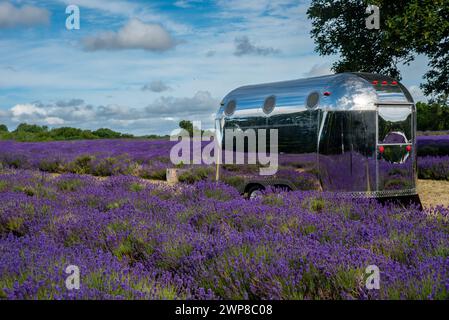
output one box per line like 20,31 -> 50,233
418,179 -> 449,209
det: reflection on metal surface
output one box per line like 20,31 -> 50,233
378,145 -> 411,164
382,131 -> 407,144
215,72 -> 417,198
378,106 -> 412,143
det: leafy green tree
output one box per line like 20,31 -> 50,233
179,120 -> 194,137
307,0 -> 449,104
416,102 -> 449,131
49,127 -> 97,140
14,123 -> 48,133
92,128 -> 122,139
0,123 -> 135,142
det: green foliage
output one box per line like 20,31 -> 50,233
130,183 -> 145,192
56,179 -> 83,192
91,157 -> 118,176
49,127 -> 97,140
15,123 -> 48,134
38,159 -> 62,173
179,120 -> 194,137
141,168 -> 167,181
310,198 -> 326,212
0,216 -> 26,237
93,128 -> 124,139
222,176 -> 245,188
178,167 -> 214,184
307,0 -> 449,103
69,155 -> 94,174
178,120 -> 204,137
0,123 -> 135,142
416,102 -> 449,131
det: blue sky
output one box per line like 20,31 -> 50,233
0,0 -> 429,135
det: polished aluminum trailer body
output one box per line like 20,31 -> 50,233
215,72 -> 417,199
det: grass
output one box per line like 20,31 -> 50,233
417,179 -> 449,208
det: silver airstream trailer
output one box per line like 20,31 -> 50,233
215,72 -> 421,206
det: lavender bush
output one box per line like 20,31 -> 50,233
2,137 -> 449,182
0,170 -> 448,300
417,135 -> 449,180
0,139 -> 175,179
417,135 -> 449,157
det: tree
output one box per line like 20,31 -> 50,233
14,123 -> 48,133
416,102 -> 449,131
0,122 -> 135,142
92,128 -> 122,139
307,0 -> 449,103
179,120 -> 194,137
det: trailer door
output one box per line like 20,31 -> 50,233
376,103 -> 416,193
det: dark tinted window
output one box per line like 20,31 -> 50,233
306,92 -> 320,109
224,100 -> 236,116
263,95 -> 276,114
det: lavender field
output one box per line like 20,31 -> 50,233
417,135 -> 449,180
0,138 -> 449,300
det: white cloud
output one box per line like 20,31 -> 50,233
82,19 -> 176,52
234,36 -> 280,56
0,2 -> 50,28
145,91 -> 219,118
304,63 -> 333,77
142,80 -> 171,93
2,91 -> 219,134
11,103 -> 47,118
44,117 -> 65,125
57,0 -> 192,34
58,0 -> 139,16
174,1 -> 192,8
174,0 -> 203,9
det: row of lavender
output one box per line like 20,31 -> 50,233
1,137 -> 449,181
417,135 -> 449,180
0,139 -> 175,180
0,170 -> 448,299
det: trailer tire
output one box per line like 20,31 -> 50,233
246,184 -> 265,200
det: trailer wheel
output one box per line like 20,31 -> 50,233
246,184 -> 265,200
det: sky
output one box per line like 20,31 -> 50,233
0,0 -> 430,135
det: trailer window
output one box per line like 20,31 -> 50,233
378,106 -> 412,143
306,92 -> 320,109
263,95 -> 276,114
224,100 -> 236,116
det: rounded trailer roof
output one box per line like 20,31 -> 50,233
217,73 -> 414,119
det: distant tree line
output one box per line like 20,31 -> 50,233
416,102 -> 449,132
0,123 -> 137,142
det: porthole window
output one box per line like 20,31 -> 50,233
263,95 -> 276,114
306,91 -> 320,109
224,100 -> 236,116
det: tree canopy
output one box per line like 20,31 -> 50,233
0,123 -> 136,142
308,0 -> 449,104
